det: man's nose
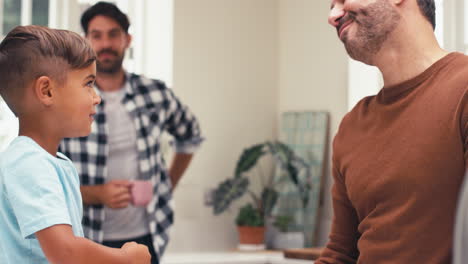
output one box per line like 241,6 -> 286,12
328,7 -> 345,27
99,35 -> 112,49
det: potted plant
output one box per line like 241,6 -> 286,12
235,204 -> 265,249
271,215 -> 305,249
210,141 -> 310,249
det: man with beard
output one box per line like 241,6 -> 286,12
59,2 -> 203,264
315,0 -> 467,263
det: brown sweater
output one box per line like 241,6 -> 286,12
316,53 -> 468,264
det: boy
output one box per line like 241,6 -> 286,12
0,25 -> 150,264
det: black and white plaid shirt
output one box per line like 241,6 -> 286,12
60,72 -> 203,259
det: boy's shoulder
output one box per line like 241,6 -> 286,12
2,136 -> 41,155
0,137 -> 50,174
0,137 -> 72,198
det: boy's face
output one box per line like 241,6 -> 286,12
54,62 -> 101,137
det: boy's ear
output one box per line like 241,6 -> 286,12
34,76 -> 54,106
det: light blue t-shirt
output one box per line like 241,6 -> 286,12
0,136 -> 83,264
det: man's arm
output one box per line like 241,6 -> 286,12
314,159 -> 360,264
80,180 -> 132,208
36,224 -> 150,264
168,153 -> 193,189
159,87 -> 202,190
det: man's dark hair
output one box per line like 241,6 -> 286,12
417,0 -> 435,30
81,1 -> 130,34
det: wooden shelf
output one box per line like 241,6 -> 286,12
283,247 -> 323,260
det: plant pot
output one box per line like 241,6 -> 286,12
272,231 -> 304,249
237,226 -> 265,250
264,216 -> 276,249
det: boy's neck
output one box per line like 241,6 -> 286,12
18,119 -> 60,157
95,68 -> 126,92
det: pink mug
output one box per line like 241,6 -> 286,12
130,180 -> 153,207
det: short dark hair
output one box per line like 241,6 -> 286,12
0,25 -> 96,115
417,0 -> 435,30
81,1 -> 130,34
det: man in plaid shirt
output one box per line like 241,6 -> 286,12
60,2 -> 203,263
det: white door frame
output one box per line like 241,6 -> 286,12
443,0 -> 465,52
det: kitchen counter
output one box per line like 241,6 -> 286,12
161,251 -> 313,264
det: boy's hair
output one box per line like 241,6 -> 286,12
81,1 -> 130,34
0,25 -> 96,115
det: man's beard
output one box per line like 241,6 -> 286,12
340,0 -> 401,64
96,48 -> 125,74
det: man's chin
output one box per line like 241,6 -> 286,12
97,64 -> 121,74
97,68 -> 121,74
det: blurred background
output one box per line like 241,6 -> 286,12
0,0 -> 465,256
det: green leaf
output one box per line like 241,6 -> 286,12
273,215 -> 294,232
267,141 -> 293,166
287,163 -> 299,186
234,143 -> 265,177
212,177 -> 249,215
268,141 -> 307,187
261,187 -> 278,217
236,203 -> 264,226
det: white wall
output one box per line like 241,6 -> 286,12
49,0 -> 81,32
277,0 -> 348,246
168,0 -> 279,252
167,0 -> 349,252
348,59 -> 381,110
143,0 -> 174,86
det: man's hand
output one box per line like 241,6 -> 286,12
99,180 -> 132,209
122,242 -> 151,264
